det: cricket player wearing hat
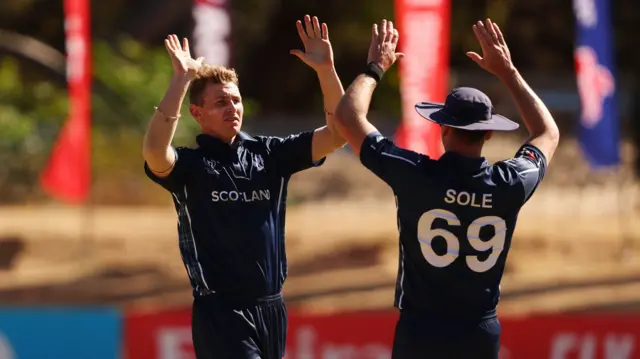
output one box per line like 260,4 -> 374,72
333,18 -> 560,359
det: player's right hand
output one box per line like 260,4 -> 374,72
466,19 -> 516,80
164,34 -> 204,80
367,19 -> 404,73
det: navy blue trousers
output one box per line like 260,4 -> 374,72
391,311 -> 501,359
191,293 -> 287,359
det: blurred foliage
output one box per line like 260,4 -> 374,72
0,38 -> 209,204
0,58 -> 68,202
0,0 -> 638,204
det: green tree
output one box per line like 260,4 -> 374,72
0,37 -> 257,204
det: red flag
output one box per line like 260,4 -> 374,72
394,0 -> 450,158
192,0 -> 231,66
40,0 -> 91,204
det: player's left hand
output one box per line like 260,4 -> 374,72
466,19 -> 516,80
290,15 -> 335,72
367,19 -> 404,73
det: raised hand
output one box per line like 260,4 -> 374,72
164,34 -> 204,80
290,15 -> 335,72
367,19 -> 404,73
466,19 -> 515,80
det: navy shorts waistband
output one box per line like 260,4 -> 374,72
399,308 -> 497,325
194,291 -> 283,310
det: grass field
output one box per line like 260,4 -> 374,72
1,136 -> 640,315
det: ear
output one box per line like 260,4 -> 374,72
189,104 -> 201,119
484,130 -> 493,141
441,126 -> 451,137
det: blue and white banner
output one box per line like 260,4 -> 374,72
0,308 -> 121,359
574,0 -> 619,168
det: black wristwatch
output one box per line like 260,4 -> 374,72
363,62 -> 385,82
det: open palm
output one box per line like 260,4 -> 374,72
466,19 -> 514,80
290,15 -> 335,71
164,34 -> 204,79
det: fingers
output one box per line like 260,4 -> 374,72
196,56 -> 205,64
321,22 -> 329,40
390,28 -> 399,46
299,15 -> 328,40
472,23 -> 490,53
478,21 -> 493,45
376,19 -> 397,45
380,19 -> 388,43
170,34 -> 181,51
476,21 -> 493,46
484,19 -> 499,44
296,20 -> 308,43
493,23 -> 506,47
304,15 -> 314,39
371,23 -> 379,45
165,35 -> 180,54
289,49 -> 304,60
312,16 -> 322,38
167,34 -> 179,51
478,20 -> 495,46
183,37 -> 191,56
395,52 -> 405,59
466,51 -> 483,64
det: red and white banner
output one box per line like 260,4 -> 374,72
192,0 -> 231,66
124,309 -> 640,359
285,311 -> 397,358
124,309 -> 398,359
393,0 -> 450,158
501,315 -> 640,359
125,308 -> 193,359
40,0 -> 92,204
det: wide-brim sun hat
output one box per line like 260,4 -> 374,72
415,87 -> 519,131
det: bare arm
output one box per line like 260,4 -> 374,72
142,75 -> 191,176
311,66 -> 347,162
334,74 -> 379,157
500,69 -> 560,163
334,19 -> 403,157
291,15 -> 346,162
142,34 -> 204,177
468,19 -> 559,163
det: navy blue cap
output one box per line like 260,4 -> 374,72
415,87 -> 519,131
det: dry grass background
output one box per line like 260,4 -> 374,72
1,135 -> 640,316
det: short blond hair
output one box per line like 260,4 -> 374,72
189,65 -> 239,106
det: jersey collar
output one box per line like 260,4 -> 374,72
196,131 -> 257,155
439,151 -> 488,170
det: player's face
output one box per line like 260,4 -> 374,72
190,82 -> 243,142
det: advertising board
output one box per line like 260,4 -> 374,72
0,307 -> 121,359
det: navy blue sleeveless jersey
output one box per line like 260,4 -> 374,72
144,131 -> 324,299
360,131 -> 546,325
